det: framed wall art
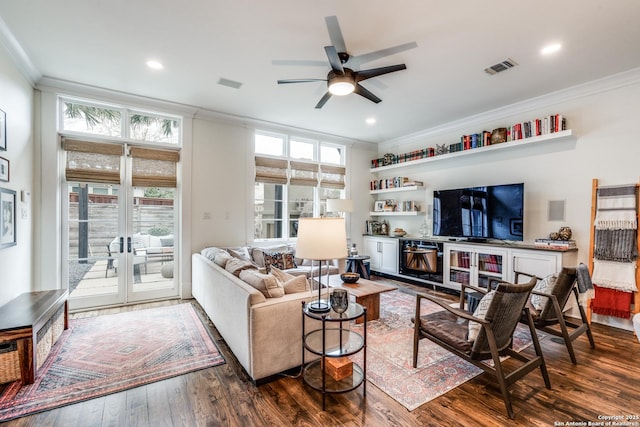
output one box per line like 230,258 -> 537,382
0,109 -> 6,151
0,157 -> 8,182
0,187 -> 16,248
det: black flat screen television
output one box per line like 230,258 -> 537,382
432,183 -> 524,241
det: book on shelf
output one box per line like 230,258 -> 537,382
534,238 -> 576,248
403,180 -> 424,187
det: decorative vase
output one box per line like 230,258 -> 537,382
419,222 -> 429,237
330,289 -> 349,314
349,243 -> 358,256
549,232 -> 559,240
558,227 -> 572,241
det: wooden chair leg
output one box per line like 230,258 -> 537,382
413,297 -> 421,368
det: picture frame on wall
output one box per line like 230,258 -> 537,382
0,187 -> 16,248
0,109 -> 6,151
0,157 -> 8,182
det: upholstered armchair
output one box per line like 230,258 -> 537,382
514,267 -> 596,364
412,277 -> 550,419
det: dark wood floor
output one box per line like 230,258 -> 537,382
5,277 -> 640,427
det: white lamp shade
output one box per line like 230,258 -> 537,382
326,198 -> 354,213
296,218 -> 347,260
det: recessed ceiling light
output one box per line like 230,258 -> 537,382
146,60 -> 164,70
366,117 -> 376,125
541,44 -> 562,55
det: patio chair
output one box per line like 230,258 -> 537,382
514,267 -> 596,364
412,277 -> 550,419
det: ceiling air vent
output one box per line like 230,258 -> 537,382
484,58 -> 518,75
218,78 -> 243,89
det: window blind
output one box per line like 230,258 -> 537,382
290,161 -> 319,186
130,147 -> 180,188
63,139 -> 123,184
255,156 -> 288,184
320,164 -> 346,189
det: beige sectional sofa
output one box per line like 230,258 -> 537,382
191,244 -> 343,383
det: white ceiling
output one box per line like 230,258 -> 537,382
1,0 -> 639,143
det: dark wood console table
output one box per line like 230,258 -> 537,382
0,290 -> 69,385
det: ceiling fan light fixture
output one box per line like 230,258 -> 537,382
328,78 -> 355,96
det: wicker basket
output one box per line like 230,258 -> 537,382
0,341 -> 20,384
35,305 -> 65,371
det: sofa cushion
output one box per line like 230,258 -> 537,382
264,251 -> 296,272
239,269 -> 285,298
270,267 -> 310,294
160,237 -> 174,247
225,258 -> 257,277
214,251 -> 233,268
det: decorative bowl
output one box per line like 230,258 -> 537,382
391,231 -> 407,237
340,272 -> 360,284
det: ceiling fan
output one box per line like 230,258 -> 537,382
277,16 -> 417,109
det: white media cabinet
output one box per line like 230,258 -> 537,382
362,236 -> 578,293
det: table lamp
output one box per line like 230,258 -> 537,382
296,217 -> 347,313
326,198 -> 354,217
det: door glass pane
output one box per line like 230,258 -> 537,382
255,182 -> 284,239
288,185 -> 314,238
131,187 -> 176,293
68,183 -> 120,299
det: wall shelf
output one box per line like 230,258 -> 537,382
369,129 -> 575,173
369,211 -> 424,217
369,185 -> 423,195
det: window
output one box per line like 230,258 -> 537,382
60,97 -> 182,145
254,131 -> 346,241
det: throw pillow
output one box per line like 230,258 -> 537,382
239,269 -> 285,298
468,290 -> 495,341
263,251 -> 296,273
201,247 -> 226,262
160,237 -> 174,247
213,251 -> 233,268
228,247 -> 252,262
225,258 -> 257,277
270,266 -> 310,294
251,245 -> 289,268
531,274 -> 558,311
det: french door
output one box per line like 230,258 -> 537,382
64,140 -> 179,310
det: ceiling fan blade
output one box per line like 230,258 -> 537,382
348,41 -> 418,68
354,84 -> 382,104
356,64 -> 407,82
324,46 -> 344,74
315,91 -> 332,109
272,59 -> 329,67
277,78 -> 327,84
324,16 -> 347,53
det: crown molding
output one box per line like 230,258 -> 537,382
194,107 -> 370,148
0,15 -> 41,85
382,67 -> 640,149
36,77 -> 200,117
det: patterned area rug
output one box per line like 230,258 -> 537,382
350,290 -> 537,411
0,303 -> 225,422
